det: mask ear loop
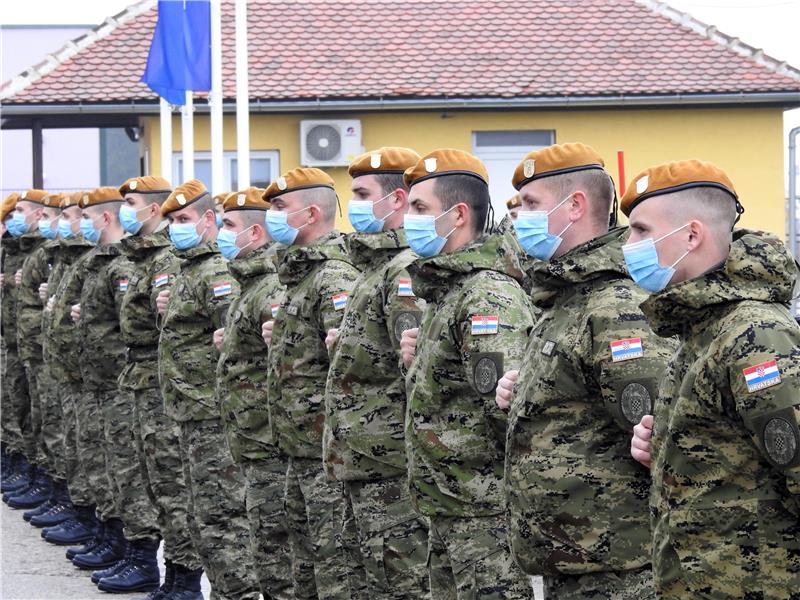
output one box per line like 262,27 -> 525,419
609,177 -> 619,228
485,203 -> 495,234
733,198 -> 745,227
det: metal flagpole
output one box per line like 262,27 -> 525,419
181,92 -> 195,181
159,98 -> 173,182
235,0 -> 250,189
210,0 -> 224,195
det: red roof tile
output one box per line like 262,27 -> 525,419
3,0 -> 800,106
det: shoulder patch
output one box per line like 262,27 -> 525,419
118,278 -> 129,291
743,360 -> 781,393
610,338 -> 643,362
332,292 -> 349,311
397,279 -> 415,297
393,311 -> 420,342
270,303 -> 280,318
212,281 -> 233,297
620,382 -> 652,425
472,352 -> 503,395
153,273 -> 169,288
471,315 -> 498,336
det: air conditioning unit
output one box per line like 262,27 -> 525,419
300,120 -> 363,167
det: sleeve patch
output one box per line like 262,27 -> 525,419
332,292 -> 349,311
471,353 -> 503,395
470,315 -> 498,336
743,360 -> 781,393
212,281 -> 233,297
393,311 -> 420,342
397,279 -> 415,297
153,273 -> 169,288
619,382 -> 652,426
610,338 -> 643,362
270,303 -> 280,318
118,279 -> 129,291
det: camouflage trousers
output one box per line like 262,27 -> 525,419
543,566 -> 655,599
342,478 -> 430,600
179,418 -> 260,600
429,514 -> 533,600
76,389 -> 116,518
60,384 -> 92,505
285,455 -> 352,600
1,344 -> 29,455
38,367 -> 65,478
133,384 -> 200,568
103,387 -> 160,540
22,360 -> 43,465
242,453 -> 293,600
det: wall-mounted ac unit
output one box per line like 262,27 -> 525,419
300,120 -> 363,167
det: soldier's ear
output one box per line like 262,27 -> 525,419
687,219 -> 704,250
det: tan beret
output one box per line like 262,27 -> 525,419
213,192 -> 229,206
19,189 -> 49,205
223,187 -> 270,211
119,176 -> 172,196
263,168 -> 335,201
348,147 -> 421,179
80,187 -> 124,209
42,192 -> 64,208
512,143 -> 605,191
506,193 -> 521,210
62,191 -> 84,209
621,159 -> 739,216
404,149 -> 489,188
161,180 -> 210,216
1,193 -> 20,222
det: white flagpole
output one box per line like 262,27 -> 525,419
181,92 -> 195,181
159,98 -> 173,182
235,0 -> 250,189
210,0 -> 224,195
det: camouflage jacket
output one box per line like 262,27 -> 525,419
43,240 -> 93,386
16,234 -> 50,363
118,228 -> 182,391
267,230 -> 360,459
1,234 -> 24,348
78,243 -> 132,392
217,243 -> 284,463
405,233 -> 536,518
159,242 -> 239,422
642,230 -> 800,598
324,228 -> 425,481
505,228 -> 675,577
41,243 -> 71,368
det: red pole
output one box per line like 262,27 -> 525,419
617,150 -> 626,197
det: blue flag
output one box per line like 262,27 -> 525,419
141,0 -> 212,105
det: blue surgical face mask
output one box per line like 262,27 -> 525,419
38,217 -> 57,240
404,206 -> 457,258
215,212 -> 223,228
217,226 -> 254,261
119,204 -> 153,235
514,194 -> 574,260
6,212 -> 31,238
169,218 -> 207,251
58,217 -> 76,239
623,223 -> 691,293
347,191 -> 397,233
266,207 -> 309,246
79,215 -> 105,244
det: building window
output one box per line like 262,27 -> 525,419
172,150 -> 280,191
472,130 -> 555,218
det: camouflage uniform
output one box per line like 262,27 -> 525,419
15,233 -> 49,466
505,229 -> 674,599
405,233 -> 536,599
324,229 -> 429,599
117,228 -> 199,568
266,230 -> 360,599
1,233 -> 29,456
159,241 -> 260,600
45,239 -> 94,505
216,243 -> 291,599
77,243 -> 131,522
642,230 -> 800,600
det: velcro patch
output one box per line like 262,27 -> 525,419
610,338 -> 643,362
332,293 -> 349,311
743,360 -> 781,393
118,279 -> 129,291
471,353 -> 503,395
153,273 -> 169,288
471,315 -> 498,336
397,279 -> 414,297
212,281 -> 233,297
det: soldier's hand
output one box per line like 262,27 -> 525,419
70,303 -> 81,323
45,296 -> 56,313
14,269 -> 22,286
156,290 -> 171,315
262,320 -> 274,347
213,327 -> 225,351
325,328 -> 340,351
38,282 -> 49,301
631,414 -> 654,469
495,370 -> 519,410
400,327 -> 419,368
0,273 -> 4,286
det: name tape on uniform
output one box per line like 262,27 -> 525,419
743,360 -> 781,393
212,281 -> 233,297
471,315 -> 499,335
610,338 -> 643,362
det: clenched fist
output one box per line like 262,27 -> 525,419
631,415 -> 654,469
261,320 -> 274,347
213,327 -> 225,351
38,282 -> 49,301
400,327 -> 419,369
70,303 -> 81,323
495,370 -> 519,410
325,328 -> 340,351
14,269 -> 22,286
156,290 -> 171,315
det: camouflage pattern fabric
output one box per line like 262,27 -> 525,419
544,566 -> 655,599
60,385 -> 92,505
505,228 -> 675,582
75,389 -> 115,518
641,230 -> 800,600
405,232 -> 536,519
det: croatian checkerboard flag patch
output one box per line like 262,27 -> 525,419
118,279 -> 129,291
212,282 -> 232,297
743,360 -> 781,393
398,279 -> 414,297
471,315 -> 499,335
332,293 -> 349,311
610,338 -> 643,362
153,273 -> 169,288
271,303 -> 280,318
